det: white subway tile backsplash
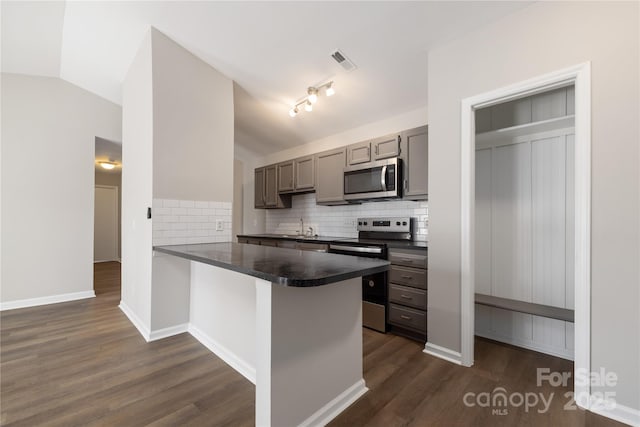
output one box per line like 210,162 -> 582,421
152,198 -> 232,246
172,207 -> 187,215
265,193 -> 428,241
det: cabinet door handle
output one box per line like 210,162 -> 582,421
400,294 -> 413,300
400,315 -> 412,320
375,145 -> 379,155
401,275 -> 413,279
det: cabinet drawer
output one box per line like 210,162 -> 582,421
277,240 -> 297,249
388,304 -> 426,333
389,284 -> 427,310
260,240 -> 278,247
388,249 -> 427,269
389,265 -> 427,289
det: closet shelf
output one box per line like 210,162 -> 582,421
475,293 -> 574,322
475,115 -> 575,146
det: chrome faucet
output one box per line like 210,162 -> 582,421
307,226 -> 314,237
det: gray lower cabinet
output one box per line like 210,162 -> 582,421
254,165 -> 291,209
347,141 -> 371,165
388,247 -> 427,340
401,125 -> 428,200
316,147 -> 348,205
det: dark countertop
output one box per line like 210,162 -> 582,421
153,242 -> 389,287
237,234 -> 428,250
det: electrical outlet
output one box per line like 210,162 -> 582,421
215,219 -> 223,231
343,219 -> 355,227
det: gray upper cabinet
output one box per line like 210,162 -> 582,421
347,141 -> 371,165
278,156 -> 314,193
264,165 -> 278,206
372,133 -> 401,160
295,155 -> 315,190
401,125 -> 428,200
277,161 -> 294,192
254,167 -> 266,208
254,164 -> 291,209
316,147 -> 348,205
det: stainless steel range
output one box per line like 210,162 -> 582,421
328,217 -> 415,332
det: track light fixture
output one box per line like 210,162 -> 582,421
288,81 -> 335,117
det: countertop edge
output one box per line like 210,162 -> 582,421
153,245 -> 390,287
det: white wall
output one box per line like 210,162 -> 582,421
427,1 -> 639,412
121,31 -> 154,333
152,30 -> 234,203
1,73 -> 121,307
235,143 -> 266,235
121,28 -> 235,336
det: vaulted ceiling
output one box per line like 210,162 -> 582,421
1,1 -> 531,155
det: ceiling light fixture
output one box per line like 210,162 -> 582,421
325,82 -> 335,97
99,161 -> 116,170
307,87 -> 318,104
288,81 -> 335,117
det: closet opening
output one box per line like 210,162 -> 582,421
473,85 -> 576,360
459,62 -> 591,408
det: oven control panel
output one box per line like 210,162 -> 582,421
357,217 -> 413,233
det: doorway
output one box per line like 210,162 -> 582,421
94,185 -> 119,262
459,63 -> 592,408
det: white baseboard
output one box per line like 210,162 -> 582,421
474,330 -> 574,361
590,396 -> 640,427
148,323 -> 189,341
424,342 -> 463,365
118,301 -> 151,341
0,290 -> 95,311
298,379 -> 368,427
188,323 -> 256,384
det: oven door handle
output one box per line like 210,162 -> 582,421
329,244 -> 383,254
380,165 -> 387,190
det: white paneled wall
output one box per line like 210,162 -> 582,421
475,127 -> 575,360
266,193 -> 428,240
152,199 -> 232,246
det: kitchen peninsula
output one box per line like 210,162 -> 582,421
153,242 -> 389,427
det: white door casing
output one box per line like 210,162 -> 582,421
458,62 -> 591,408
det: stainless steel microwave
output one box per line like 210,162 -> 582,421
343,157 -> 402,202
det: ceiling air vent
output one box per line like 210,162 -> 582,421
331,49 -> 357,72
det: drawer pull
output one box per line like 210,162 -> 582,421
400,294 -> 413,300
400,315 -> 412,320
399,259 -> 414,263
401,275 -> 413,279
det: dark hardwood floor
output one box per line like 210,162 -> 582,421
0,262 -> 622,426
